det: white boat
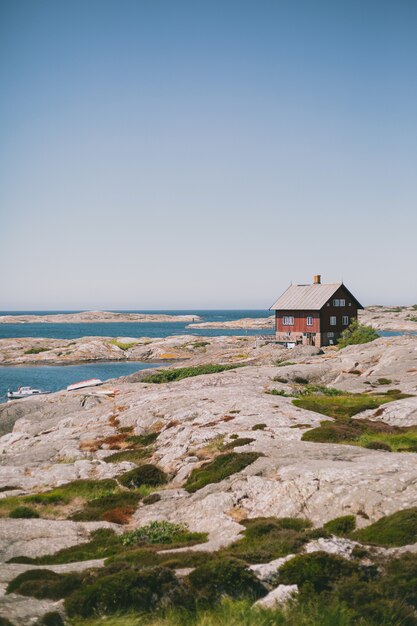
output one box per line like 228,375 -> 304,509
66,378 -> 103,392
7,386 -> 50,400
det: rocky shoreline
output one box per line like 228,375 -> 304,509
0,334 -> 416,623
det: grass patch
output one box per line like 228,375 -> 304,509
223,517 -> 314,563
221,438 -> 255,450
337,320 -> 379,348
24,346 -> 50,354
184,452 -> 262,493
110,340 -> 137,351
293,392 -> 399,420
267,389 -> 294,397
275,360 -> 295,367
141,364 -> 241,384
352,508 -> 417,546
9,506 -> 39,518
7,568 -> 84,599
252,423 -> 266,431
126,433 -> 158,446
323,515 -> 356,536
104,449 -> 152,464
191,341 -> 210,348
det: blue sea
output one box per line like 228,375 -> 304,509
0,310 -> 414,404
0,310 -> 271,402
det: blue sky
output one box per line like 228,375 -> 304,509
1,0 -> 416,309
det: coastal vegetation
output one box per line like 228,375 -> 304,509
184,452 -> 262,493
337,320 -> 379,348
141,364 -> 241,384
24,346 -> 50,354
295,388 -> 417,452
109,339 -> 137,351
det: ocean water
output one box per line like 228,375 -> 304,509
0,361 -> 162,404
0,310 -> 272,340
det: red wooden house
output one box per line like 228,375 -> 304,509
270,275 -> 363,347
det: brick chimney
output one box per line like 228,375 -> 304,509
313,274 -> 321,284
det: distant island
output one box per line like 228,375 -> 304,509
0,311 -> 201,324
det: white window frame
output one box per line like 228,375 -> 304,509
330,316 -> 337,326
306,316 -> 313,326
342,315 -> 349,326
283,316 -> 294,326
333,299 -> 340,306
333,299 -> 346,307
327,332 -> 334,338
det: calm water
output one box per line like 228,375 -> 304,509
0,310 -> 414,404
0,361 -> 162,404
0,310 -> 271,340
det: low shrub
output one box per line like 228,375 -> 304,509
184,452 -> 262,493
267,389 -> 293,397
337,320 -> 379,348
35,612 -> 65,626
141,364 -> 240,384
125,433 -> 159,446
323,515 -> 356,536
377,378 -> 392,385
7,569 -> 84,599
294,393 -> 397,420
9,506 -> 39,518
109,339 -> 137,351
279,551 -> 359,592
25,479 -> 119,506
64,567 -> 186,617
352,508 -> 417,546
224,517 -> 313,563
103,449 -> 151,464
294,376 -> 309,384
71,492 -> 142,524
364,441 -> 392,451
252,423 -> 266,431
188,557 -> 266,606
118,464 -> 167,489
122,521 -> 207,547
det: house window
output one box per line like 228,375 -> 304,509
330,316 -> 337,325
283,316 -> 294,326
333,299 -> 345,307
342,316 -> 349,325
306,316 -> 313,326
327,332 -> 334,338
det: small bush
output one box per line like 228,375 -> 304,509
188,557 -> 266,605
125,433 -> 158,446
64,567 -> 185,617
192,341 -> 210,348
352,508 -> 417,546
9,506 -> 39,518
103,449 -> 151,464
324,515 -> 356,536
279,551 -> 358,592
337,320 -> 379,348
377,378 -> 392,385
35,612 -> 65,626
118,464 -> 167,489
184,452 -> 262,493
71,492 -> 142,524
225,517 -> 313,563
7,569 -> 83,599
294,376 -> 309,384
267,389 -> 293,397
121,520 -> 207,547
141,364 -> 240,384
252,423 -> 266,431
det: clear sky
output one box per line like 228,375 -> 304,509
1,0 -> 416,309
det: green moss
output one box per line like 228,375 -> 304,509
323,515 -> 356,536
294,393 -> 398,420
184,452 -> 262,493
9,506 -> 39,518
118,464 -> 167,489
141,364 -> 241,384
352,508 -> 417,546
125,433 -> 158,446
